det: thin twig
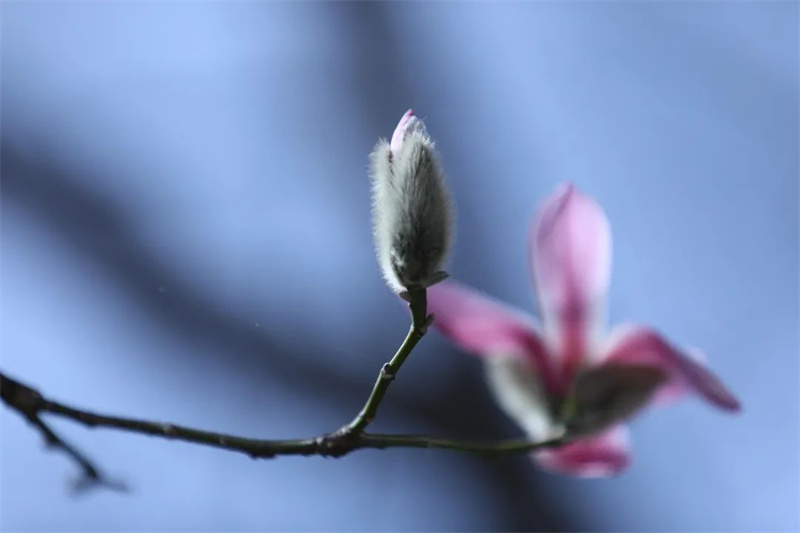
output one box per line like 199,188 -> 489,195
358,433 -> 566,457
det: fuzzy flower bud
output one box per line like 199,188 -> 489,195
369,109 -> 454,293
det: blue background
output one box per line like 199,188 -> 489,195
1,2 -> 797,531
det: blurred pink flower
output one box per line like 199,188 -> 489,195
428,184 -> 740,477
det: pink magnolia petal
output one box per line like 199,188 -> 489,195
529,184 -> 612,379
600,325 -> 741,412
649,379 -> 690,406
484,356 -> 557,441
427,281 -> 564,394
646,349 -> 706,406
535,425 -> 631,478
390,109 -> 415,155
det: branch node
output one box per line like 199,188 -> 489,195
316,430 -> 359,459
379,363 -> 395,381
1,373 -> 45,417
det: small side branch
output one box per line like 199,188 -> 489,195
0,373 -> 127,493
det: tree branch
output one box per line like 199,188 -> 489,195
2,372 -> 564,459
1,289 -> 567,490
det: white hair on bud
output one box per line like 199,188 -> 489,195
483,355 -> 563,441
369,113 -> 454,293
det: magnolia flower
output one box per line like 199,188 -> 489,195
369,110 -> 453,293
428,184 -> 740,477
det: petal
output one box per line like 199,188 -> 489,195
535,425 -> 631,478
565,364 -> 668,436
648,347 -> 706,405
428,281 -> 563,394
484,356 -> 559,441
600,325 -> 741,412
636,348 -> 707,406
530,184 -> 612,378
390,109 -> 416,155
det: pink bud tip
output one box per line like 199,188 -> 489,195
390,109 -> 416,155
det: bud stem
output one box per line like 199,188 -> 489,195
344,288 -> 429,434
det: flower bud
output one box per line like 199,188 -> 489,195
369,109 -> 454,293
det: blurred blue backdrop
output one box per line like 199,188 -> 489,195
1,2 -> 797,531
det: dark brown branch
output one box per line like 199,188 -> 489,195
1,371 -> 566,469
0,290 -> 567,490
